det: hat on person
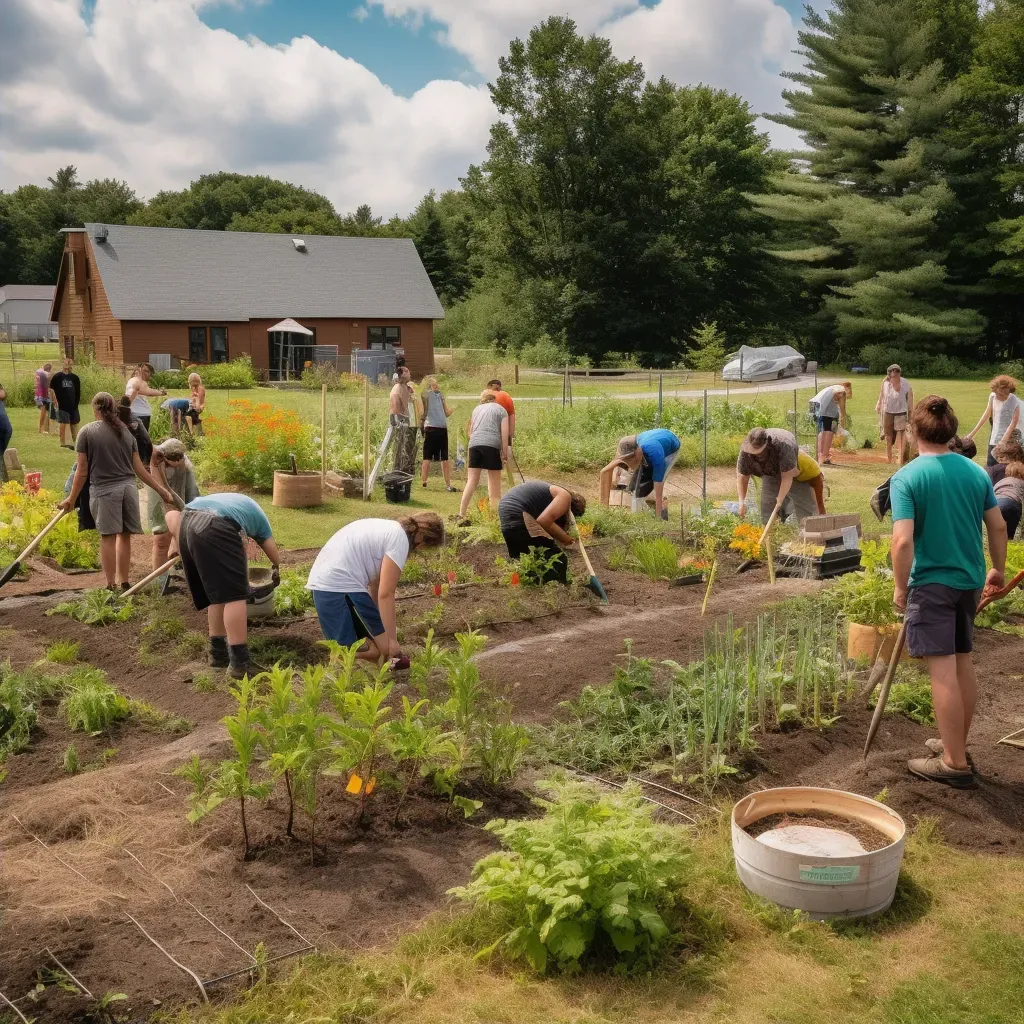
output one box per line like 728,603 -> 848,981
617,436 -> 639,459
155,438 -> 187,459
887,364 -> 901,374
740,427 -> 769,455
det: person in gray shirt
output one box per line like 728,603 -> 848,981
419,376 -> 456,492
736,427 -> 818,525
59,392 -> 174,591
458,391 -> 509,523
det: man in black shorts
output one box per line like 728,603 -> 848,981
49,356 -> 81,449
498,480 -> 586,584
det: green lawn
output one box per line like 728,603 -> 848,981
3,376 -> 997,549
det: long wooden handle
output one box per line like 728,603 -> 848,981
569,513 -> 597,577
977,569 -> 1024,615
15,510 -> 68,562
760,503 -> 782,546
122,557 -> 179,598
863,622 -> 906,758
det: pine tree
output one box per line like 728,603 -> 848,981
687,321 -> 727,372
411,193 -> 455,304
758,0 -> 985,362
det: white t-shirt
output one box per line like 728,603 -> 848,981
991,394 -> 1022,445
306,519 -> 410,595
880,378 -> 911,414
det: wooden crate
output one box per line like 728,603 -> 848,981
801,513 -> 863,544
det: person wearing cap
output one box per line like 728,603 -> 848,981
600,428 -> 681,520
736,427 -> 818,524
875,365 -> 913,465
147,438 -> 200,571
160,491 -> 281,679
498,482 -> 586,584
306,512 -> 445,664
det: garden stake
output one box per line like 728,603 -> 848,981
202,945 -> 316,988
700,559 -> 718,616
245,884 -> 315,948
0,989 -> 29,1024
997,727 -> 1024,749
125,913 -> 209,1003
569,512 -> 608,603
0,509 -> 68,588
863,619 -> 906,758
121,557 -> 180,598
510,447 -> 526,484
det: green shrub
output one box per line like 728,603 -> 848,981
858,345 -> 988,380
872,672 -> 935,726
0,663 -> 66,770
46,641 -> 81,664
273,569 -> 315,617
62,669 -> 130,733
450,779 -> 690,974
621,536 -> 682,580
2,360 -> 127,408
151,355 -> 257,390
48,590 -> 136,625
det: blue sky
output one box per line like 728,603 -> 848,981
198,0 -> 815,97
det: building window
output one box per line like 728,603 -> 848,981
367,326 -> 401,349
107,336 -> 114,353
86,286 -> 93,313
188,326 -> 229,363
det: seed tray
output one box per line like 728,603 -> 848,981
773,548 -> 862,579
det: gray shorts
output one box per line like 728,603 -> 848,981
905,584 -> 980,658
89,480 -> 143,537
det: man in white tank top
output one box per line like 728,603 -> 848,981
124,363 -> 166,432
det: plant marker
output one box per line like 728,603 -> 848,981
448,571 -> 457,585
433,583 -> 443,597
346,774 -> 363,795
510,571 -> 520,587
700,559 -> 718,617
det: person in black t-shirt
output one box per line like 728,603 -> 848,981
48,356 -> 82,449
498,481 -> 586,584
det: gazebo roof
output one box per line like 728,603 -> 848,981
267,318 -> 314,336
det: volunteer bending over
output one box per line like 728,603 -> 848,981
736,427 -> 817,524
812,381 -> 851,465
307,512 -> 445,664
148,438 -> 200,570
161,491 -> 281,680
498,481 -> 586,585
600,428 -> 680,520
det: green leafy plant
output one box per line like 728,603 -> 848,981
407,629 -> 444,697
514,546 -> 567,586
871,672 -> 935,726
333,669 -> 395,824
475,717 -> 531,787
273,568 -> 315,617
62,669 -> 130,734
49,590 -> 136,626
387,696 -> 447,825
450,779 -> 690,974
191,672 -> 217,694
62,743 -> 81,775
46,641 -> 80,665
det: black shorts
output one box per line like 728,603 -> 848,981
178,509 -> 249,611
187,408 -> 201,424
905,583 -> 981,658
57,407 -> 80,425
423,427 -> 449,462
501,524 -> 568,584
817,416 -> 836,432
469,445 -> 502,471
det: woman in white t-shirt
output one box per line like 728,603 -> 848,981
306,512 -> 445,665
874,364 -> 913,465
966,375 -> 1022,467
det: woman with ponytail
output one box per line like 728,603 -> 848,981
306,511 -> 445,665
890,395 -> 1007,788
59,392 -> 174,591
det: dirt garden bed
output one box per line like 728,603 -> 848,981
1,539 -> 1023,1022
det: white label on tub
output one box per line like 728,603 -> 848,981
799,864 -> 861,885
842,526 -> 860,550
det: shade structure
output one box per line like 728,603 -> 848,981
267,317 -> 314,336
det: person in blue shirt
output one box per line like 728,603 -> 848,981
0,379 -> 11,484
890,396 -> 1006,788
600,428 -> 681,520
156,464 -> 281,679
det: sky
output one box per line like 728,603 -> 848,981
0,0 -> 827,218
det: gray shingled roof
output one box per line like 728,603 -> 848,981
0,285 -> 55,302
84,223 -> 444,321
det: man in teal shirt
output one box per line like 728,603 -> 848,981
890,396 -> 1006,789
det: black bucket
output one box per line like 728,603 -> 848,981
383,471 -> 413,504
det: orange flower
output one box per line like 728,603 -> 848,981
236,451 -> 246,458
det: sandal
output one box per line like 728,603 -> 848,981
907,755 -> 975,789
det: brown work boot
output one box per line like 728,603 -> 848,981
907,755 -> 975,789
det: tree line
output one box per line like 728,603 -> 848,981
3,2 -> 1024,371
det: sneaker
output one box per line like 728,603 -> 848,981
907,755 -> 975,789
446,485 -> 458,493
924,738 -> 976,769
422,482 -> 428,488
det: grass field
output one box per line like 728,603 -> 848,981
2,374 -> 998,548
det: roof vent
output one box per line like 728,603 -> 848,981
292,238 -> 307,252
94,225 -> 108,243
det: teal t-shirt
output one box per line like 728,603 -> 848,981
187,494 -> 273,542
890,453 -> 997,590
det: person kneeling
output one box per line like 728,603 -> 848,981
498,481 -> 585,584
307,512 -> 445,665
162,492 -> 281,680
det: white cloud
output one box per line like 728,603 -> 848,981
0,0 -> 813,216
350,4 -> 371,23
0,0 -> 494,216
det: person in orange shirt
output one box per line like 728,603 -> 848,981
487,378 -> 516,444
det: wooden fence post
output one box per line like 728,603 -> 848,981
321,382 -> 328,485
362,375 -> 371,499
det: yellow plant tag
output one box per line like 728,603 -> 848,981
346,774 -> 363,795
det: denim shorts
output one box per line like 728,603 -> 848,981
905,584 -> 981,657
817,416 -> 836,432
312,590 -> 385,645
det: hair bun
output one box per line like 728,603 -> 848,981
928,400 -> 946,414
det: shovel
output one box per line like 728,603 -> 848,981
976,569 -> 1024,614
0,510 -> 68,588
510,448 -> 527,485
569,512 -> 608,604
863,617 -> 906,759
122,557 -> 180,599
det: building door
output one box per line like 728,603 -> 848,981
189,327 -> 207,363
210,327 -> 228,363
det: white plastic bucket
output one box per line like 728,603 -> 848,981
732,787 -> 906,919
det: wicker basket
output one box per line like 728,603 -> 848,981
272,470 -> 323,508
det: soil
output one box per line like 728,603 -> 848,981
745,811 -> 892,852
2,538 -> 1023,1022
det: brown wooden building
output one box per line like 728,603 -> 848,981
50,224 -> 444,377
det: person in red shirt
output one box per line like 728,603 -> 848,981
487,379 -> 516,444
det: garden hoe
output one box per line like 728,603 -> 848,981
759,502 -> 783,586
122,557 -> 181,599
862,571 -> 1024,757
510,447 -> 527,485
569,512 -> 609,604
0,509 -> 68,589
